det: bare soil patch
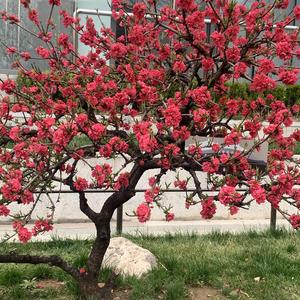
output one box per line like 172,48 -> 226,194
35,279 -> 65,289
111,288 -> 131,300
189,287 -> 225,300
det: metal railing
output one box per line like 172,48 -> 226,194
40,188 -> 277,234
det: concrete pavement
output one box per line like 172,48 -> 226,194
0,219 -> 292,242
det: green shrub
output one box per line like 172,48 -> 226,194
225,82 -> 300,107
15,72 -> 300,108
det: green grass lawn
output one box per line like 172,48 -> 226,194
0,230 -> 300,300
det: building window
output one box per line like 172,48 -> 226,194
0,0 -> 74,73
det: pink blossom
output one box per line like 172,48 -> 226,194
0,79 -> 16,94
59,10 -> 76,27
20,0 -> 30,8
9,127 -> 20,141
20,52 -> 31,61
224,130 -> 242,145
173,61 -> 186,72
74,177 -> 89,191
202,157 -> 220,173
6,47 -> 17,55
133,3 -> 147,19
276,41 -> 292,60
92,164 -> 112,188
17,226 -> 32,243
211,31 -> 226,49
294,5 -> 300,19
188,87 -> 211,107
202,58 -> 214,71
212,144 -> 220,152
136,203 -> 151,223
193,109 -> 209,129
0,205 -> 10,216
36,47 -> 50,58
88,123 -> 105,141
218,186 -> 242,206
226,46 -> 240,62
148,177 -> 156,187
163,102 -> 181,128
137,134 -> 158,153
172,126 -> 190,141
144,186 -> 160,203
113,173 -> 129,190
275,0 -> 289,9
109,43 -> 127,59
176,0 -> 197,11
174,179 -> 187,190
49,0 -> 61,5
234,62 -> 247,78
257,58 -> 275,74
166,212 -> 175,222
290,214 -> 300,229
28,9 -> 39,25
278,69 -> 298,85
250,74 -> 276,92
200,197 -> 216,219
229,206 -> 239,215
32,219 -> 53,236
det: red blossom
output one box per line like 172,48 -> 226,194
32,219 -> 53,236
113,173 -> 129,191
163,101 -> 181,128
133,3 -> 147,19
28,8 -> 39,25
290,215 -> 300,229
250,74 -> 276,92
174,179 -> 187,190
20,0 -> 30,8
294,5 -> 300,19
278,69 -> 298,85
0,205 -> 10,216
200,197 -> 216,219
74,177 -> 89,191
166,212 -> 175,222
49,0 -> 61,5
136,203 -> 151,223
218,186 -> 242,206
173,61 -> 186,73
17,226 -> 32,243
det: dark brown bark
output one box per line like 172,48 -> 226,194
79,279 -> 112,300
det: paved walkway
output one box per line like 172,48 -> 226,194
0,219 -> 291,241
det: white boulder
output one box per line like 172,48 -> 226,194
102,237 -> 157,278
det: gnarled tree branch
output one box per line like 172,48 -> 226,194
0,254 -> 80,280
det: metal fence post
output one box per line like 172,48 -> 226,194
116,205 -> 123,235
270,207 -> 277,232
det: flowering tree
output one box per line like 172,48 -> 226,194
0,0 -> 300,298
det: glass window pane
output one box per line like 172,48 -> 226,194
77,0 -> 111,10
19,0 -> 74,70
0,0 -> 8,70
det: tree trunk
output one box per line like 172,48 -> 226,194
78,219 -> 112,299
79,279 -> 112,300
77,164 -> 146,299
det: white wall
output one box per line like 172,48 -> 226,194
2,155 -> 298,224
